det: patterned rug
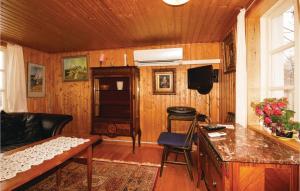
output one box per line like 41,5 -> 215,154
25,160 -> 159,191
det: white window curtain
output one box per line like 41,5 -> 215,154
294,0 -> 300,120
4,43 -> 27,112
235,9 -> 247,127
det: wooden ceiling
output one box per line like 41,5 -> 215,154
0,0 -> 253,53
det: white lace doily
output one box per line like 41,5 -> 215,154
0,137 -> 89,181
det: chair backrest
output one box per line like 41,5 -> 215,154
183,115 -> 198,148
226,112 -> 235,123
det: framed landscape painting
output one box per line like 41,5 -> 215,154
152,68 -> 176,95
28,63 -> 45,97
62,55 -> 88,81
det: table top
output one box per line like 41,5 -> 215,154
199,124 -> 300,165
0,135 -> 99,191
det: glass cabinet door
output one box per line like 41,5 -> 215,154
93,76 -> 131,120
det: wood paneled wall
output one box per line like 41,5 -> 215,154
219,32 -> 236,123
50,43 -> 220,142
23,47 -> 53,113
25,43 -> 221,142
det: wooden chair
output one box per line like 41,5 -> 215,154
226,112 -> 235,123
157,115 -> 198,181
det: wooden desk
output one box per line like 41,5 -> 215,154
0,135 -> 99,191
197,125 -> 299,191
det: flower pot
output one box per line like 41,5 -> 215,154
275,129 -> 293,138
263,125 -> 272,134
270,123 -> 278,134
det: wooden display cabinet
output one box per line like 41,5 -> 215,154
90,66 -> 141,152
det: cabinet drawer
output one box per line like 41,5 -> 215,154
206,159 -> 223,191
92,122 -> 131,136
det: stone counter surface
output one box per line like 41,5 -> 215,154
199,125 -> 300,165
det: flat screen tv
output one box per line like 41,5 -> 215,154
187,65 -> 213,95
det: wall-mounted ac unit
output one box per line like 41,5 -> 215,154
134,48 -> 183,66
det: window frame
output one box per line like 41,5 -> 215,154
260,0 -> 300,120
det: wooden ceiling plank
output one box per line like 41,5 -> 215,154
193,0 -> 214,43
0,1 -> 73,49
0,0 -> 252,52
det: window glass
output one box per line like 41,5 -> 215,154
270,52 -> 284,88
283,7 -> 294,43
271,7 -> 294,49
268,4 -> 295,111
283,47 -> 294,87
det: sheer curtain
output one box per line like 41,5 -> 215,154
294,0 -> 300,120
235,9 -> 247,127
4,43 -> 27,112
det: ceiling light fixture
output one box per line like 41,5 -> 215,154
163,0 -> 189,6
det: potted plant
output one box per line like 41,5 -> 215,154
251,98 -> 300,138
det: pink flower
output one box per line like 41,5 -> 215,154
263,104 -> 273,116
270,103 -> 279,110
277,102 -> 286,109
255,107 -> 264,116
264,117 -> 272,124
273,108 -> 282,116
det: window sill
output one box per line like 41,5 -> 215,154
248,125 -> 300,152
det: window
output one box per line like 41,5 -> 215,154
260,0 -> 299,117
0,47 -> 6,110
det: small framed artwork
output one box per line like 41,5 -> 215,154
152,68 -> 176,95
223,30 -> 236,73
28,63 -> 45,97
62,55 -> 88,81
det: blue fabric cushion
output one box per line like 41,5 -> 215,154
157,132 -> 189,147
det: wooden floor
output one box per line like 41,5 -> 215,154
93,140 -> 207,191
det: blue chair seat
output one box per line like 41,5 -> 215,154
157,132 -> 189,147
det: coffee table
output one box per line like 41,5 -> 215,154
0,135 -> 99,191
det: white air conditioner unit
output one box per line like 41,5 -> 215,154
134,48 -> 183,66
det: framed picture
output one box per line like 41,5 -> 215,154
152,68 -> 176,95
28,63 -> 45,97
223,30 -> 236,73
62,55 -> 88,81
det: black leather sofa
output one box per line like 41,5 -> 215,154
0,111 -> 73,152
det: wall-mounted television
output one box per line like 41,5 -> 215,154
187,65 -> 213,95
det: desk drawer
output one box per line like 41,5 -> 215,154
198,132 -> 223,174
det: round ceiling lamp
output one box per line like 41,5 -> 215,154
163,0 -> 189,6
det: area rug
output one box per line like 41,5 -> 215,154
26,160 -> 159,191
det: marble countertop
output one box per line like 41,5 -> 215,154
199,125 -> 300,165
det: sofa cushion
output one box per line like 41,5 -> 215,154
23,114 -> 43,143
1,111 -> 26,146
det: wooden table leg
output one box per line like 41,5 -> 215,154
87,146 -> 92,191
